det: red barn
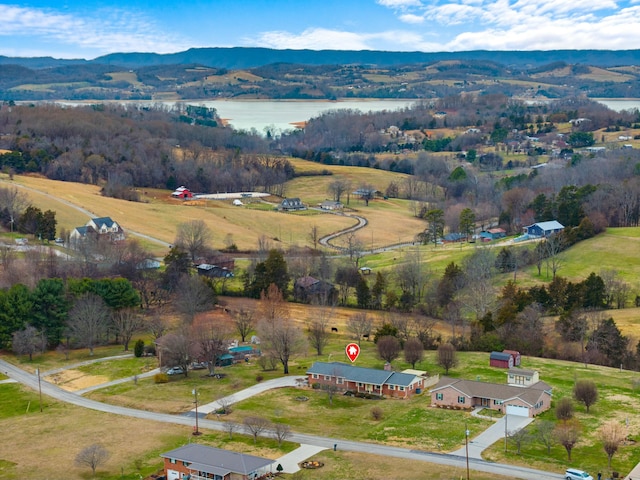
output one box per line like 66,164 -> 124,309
171,186 -> 193,199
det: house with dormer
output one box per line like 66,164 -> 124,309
69,216 -> 125,248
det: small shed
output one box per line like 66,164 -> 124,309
523,221 -> 564,238
171,186 -> 193,199
490,351 -> 514,369
216,353 -> 234,367
503,349 -> 521,366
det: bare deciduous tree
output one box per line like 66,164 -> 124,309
328,178 -> 351,203
156,330 -> 195,376
573,379 -> 598,413
555,397 -> 575,422
175,219 -> 211,262
599,420 -> 626,468
308,225 -> 320,251
68,293 -> 110,356
307,305 -> 332,356
244,416 -> 271,443
75,443 -> 110,477
146,307 -> 169,340
233,308 -> 255,343
273,422 -> 291,446
555,419 -> 581,461
257,284 -> 306,374
403,337 -> 424,368
111,308 -> 143,351
508,427 -> 530,455
437,342 -> 458,374
12,325 -> 46,361
537,420 -> 556,454
175,275 -> 216,323
347,312 -> 373,346
192,316 -> 231,376
377,335 -> 401,364
223,421 -> 240,439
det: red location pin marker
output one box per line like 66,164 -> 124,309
345,343 -> 360,363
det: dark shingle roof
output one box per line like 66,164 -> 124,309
307,361 -> 420,388
490,351 -> 512,361
160,444 -> 272,475
92,217 -> 116,228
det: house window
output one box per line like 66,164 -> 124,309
337,378 -> 343,384
389,385 -> 395,390
324,375 -> 330,380
399,386 -> 405,391
436,393 -> 443,400
494,399 -> 503,405
312,374 -> 318,379
169,458 -> 176,464
458,396 -> 466,404
358,383 -> 363,387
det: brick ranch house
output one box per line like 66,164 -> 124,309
306,361 -> 437,399
429,371 -> 552,418
160,444 -> 274,480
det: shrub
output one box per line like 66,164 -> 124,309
256,374 -> 264,382
311,383 -> 320,390
144,344 -> 156,356
133,339 -> 144,358
371,406 -> 384,420
154,373 -> 169,384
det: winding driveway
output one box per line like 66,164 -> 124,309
0,357 -> 562,480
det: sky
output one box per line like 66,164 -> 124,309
1,0 -> 640,59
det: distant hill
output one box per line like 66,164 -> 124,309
2,48 -> 640,70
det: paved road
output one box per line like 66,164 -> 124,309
0,358 -> 563,480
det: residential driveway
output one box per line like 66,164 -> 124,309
195,375 -> 305,414
275,444 -> 327,473
451,414 -> 534,459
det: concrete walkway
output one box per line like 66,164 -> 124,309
450,413 -> 534,459
275,444 -> 328,473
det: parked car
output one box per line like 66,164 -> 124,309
190,362 -> 207,370
565,468 -> 593,480
166,366 -> 185,375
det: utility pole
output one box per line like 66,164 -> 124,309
36,368 -> 43,412
504,413 -> 508,453
465,420 -> 470,480
192,388 -> 201,436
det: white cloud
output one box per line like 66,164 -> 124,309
399,13 -> 426,24
249,28 -> 373,50
0,5 -> 191,57
377,0 -> 423,7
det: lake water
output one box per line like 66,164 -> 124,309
593,99 -> 640,112
194,99 -> 419,133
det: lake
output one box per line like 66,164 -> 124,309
593,99 -> 640,112
190,99 -> 419,133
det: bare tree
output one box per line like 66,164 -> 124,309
377,335 -> 401,364
192,316 -> 231,376
599,420 -> 626,468
544,233 -> 565,280
233,308 -> 255,343
536,420 -> 556,454
404,337 -> 424,368
68,293 -> 110,356
12,325 -> 46,361
462,248 -> 496,320
347,312 -> 373,346
175,275 -> 216,323
0,187 -> 29,232
308,225 -> 320,251
244,416 -> 271,443
111,308 -> 143,351
555,419 -> 581,461
573,380 -> 598,413
223,421 -> 240,439
156,330 -> 195,376
328,178 -> 351,203
272,422 -> 291,446
508,427 -> 530,455
307,305 -> 332,356
75,443 -> 110,477
175,219 -> 211,262
555,397 -> 575,422
257,284 -> 306,374
344,232 -> 364,267
146,307 -> 169,340
437,343 -> 458,375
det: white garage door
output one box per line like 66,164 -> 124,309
506,404 -> 529,417
167,470 -> 180,480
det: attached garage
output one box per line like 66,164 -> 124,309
506,404 -> 530,417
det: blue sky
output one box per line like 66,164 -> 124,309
1,0 -> 639,59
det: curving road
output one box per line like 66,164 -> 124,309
0,358 -> 563,480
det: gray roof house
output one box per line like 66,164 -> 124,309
70,216 -> 125,247
279,197 -> 306,211
430,377 -> 552,417
523,220 -> 564,238
306,361 -> 429,398
161,444 -> 273,480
